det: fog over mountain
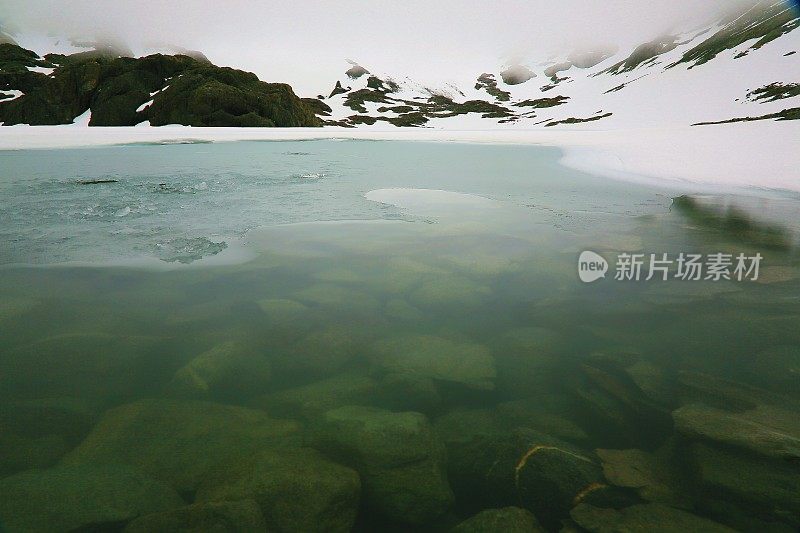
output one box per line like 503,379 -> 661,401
1,0 -> 759,94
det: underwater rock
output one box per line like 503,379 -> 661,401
0,296 -> 38,321
378,372 -> 442,414
0,463 -> 183,533
124,500 -> 267,532
495,397 -> 588,443
433,408 -> 499,447
258,298 -> 308,326
451,506 -> 545,532
567,362 -> 673,449
294,283 -> 381,314
275,325 -> 362,378
169,341 -> 272,400
384,297 -> 425,321
0,433 -> 70,477
196,448 -> 360,532
596,447 -> 687,507
570,502 -> 736,533
0,396 -> 97,445
494,327 -> 567,398
675,371 -> 784,412
623,361 -> 675,408
448,428 -> 629,530
408,276 -> 492,309
673,403 -> 800,461
257,370 -> 379,421
689,443 -> 800,528
312,405 -> 454,525
0,397 -> 99,475
62,399 -> 301,494
372,335 -> 496,390
747,345 -> 800,392
0,333 -> 160,402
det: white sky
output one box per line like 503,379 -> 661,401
1,0 -> 760,95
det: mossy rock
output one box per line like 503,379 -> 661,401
123,500 -> 266,532
451,507 -> 545,532
570,503 -> 736,533
196,448 -> 360,532
448,428 -> 630,530
0,464 -> 184,533
257,370 -> 379,421
371,334 -> 496,391
169,341 -> 272,400
0,333 -> 162,402
62,399 -> 301,494
312,405 -> 454,524
147,65 -> 320,127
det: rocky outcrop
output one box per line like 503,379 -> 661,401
0,44 -> 321,127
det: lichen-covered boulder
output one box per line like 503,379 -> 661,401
196,448 -> 360,532
62,399 -> 301,494
123,500 -> 266,533
0,464 -> 184,533
312,405 -> 454,525
451,507 -> 545,533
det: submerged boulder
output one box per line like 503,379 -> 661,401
274,324 -> 362,379
169,341 -> 272,400
689,443 -> 800,528
570,503 -> 735,533
0,333 -> 160,402
371,335 -> 496,391
62,399 -> 301,493
448,428 -> 631,530
673,402 -> 800,461
312,405 -> 454,525
257,370 -> 379,421
451,506 -> 545,532
124,500 -> 266,532
196,448 -> 360,532
0,464 -> 183,533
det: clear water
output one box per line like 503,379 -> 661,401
0,140 -> 799,532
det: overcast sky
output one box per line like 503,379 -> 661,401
1,0 -> 761,95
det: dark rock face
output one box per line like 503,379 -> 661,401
123,500 -> 267,533
0,44 -> 321,127
147,66 -> 319,127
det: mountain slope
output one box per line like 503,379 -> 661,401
310,0 -> 798,129
0,45 -> 320,127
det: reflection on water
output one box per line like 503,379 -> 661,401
0,141 -> 798,532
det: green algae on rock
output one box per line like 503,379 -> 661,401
0,464 -> 184,533
312,405 -> 454,525
62,399 -> 301,494
196,448 -> 361,533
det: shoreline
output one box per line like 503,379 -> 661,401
0,122 -> 798,194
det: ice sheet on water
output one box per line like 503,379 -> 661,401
153,236 -> 228,264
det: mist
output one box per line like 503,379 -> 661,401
1,0 -> 761,95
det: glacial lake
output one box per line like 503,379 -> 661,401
1,140 -> 799,532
